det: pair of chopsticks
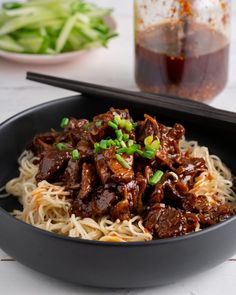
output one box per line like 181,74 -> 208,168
26,72 -> 236,129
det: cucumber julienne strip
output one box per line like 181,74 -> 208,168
0,0 -> 117,54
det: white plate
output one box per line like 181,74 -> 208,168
0,16 -> 116,65
0,49 -> 97,64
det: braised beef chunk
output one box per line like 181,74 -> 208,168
63,159 -> 80,188
65,118 -> 89,132
137,114 -> 185,169
145,205 -> 198,238
182,194 -> 211,213
104,148 -> 134,183
176,158 -> 207,187
92,187 -> 118,216
149,172 -> 188,206
198,204 -> 235,226
28,131 -> 59,155
36,150 -> 70,183
155,123 -> 185,168
76,139 -> 94,158
117,174 -> 146,217
30,108 -> 235,240
182,194 -> 235,226
95,152 -> 111,185
71,197 -> 93,218
111,199 -> 131,221
79,163 -> 97,199
137,114 -> 159,142
134,173 -> 147,213
90,112 -> 114,143
65,118 -> 90,144
109,108 -> 132,120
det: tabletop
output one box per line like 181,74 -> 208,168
0,1 -> 236,294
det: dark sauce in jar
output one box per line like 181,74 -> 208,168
135,22 -> 229,101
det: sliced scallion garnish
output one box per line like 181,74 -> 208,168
100,139 -> 108,150
150,139 -> 160,150
143,149 -> 156,159
149,170 -> 164,186
144,135 -> 153,146
128,139 -> 134,147
117,147 -> 127,154
113,115 -> 121,125
126,145 -> 137,155
123,133 -> 129,141
120,140 -> 126,148
115,129 -> 123,141
125,120 -> 133,132
115,154 -> 131,169
56,143 -> 66,151
94,143 -> 101,153
72,149 -> 80,161
108,121 -> 118,130
60,117 -> 69,129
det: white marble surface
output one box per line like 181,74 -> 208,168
0,1 -> 236,294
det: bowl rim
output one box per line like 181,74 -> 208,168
1,95 -> 236,248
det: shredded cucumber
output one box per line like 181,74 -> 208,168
0,35 -> 24,52
0,0 -> 117,54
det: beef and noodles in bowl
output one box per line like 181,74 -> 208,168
2,108 -> 235,242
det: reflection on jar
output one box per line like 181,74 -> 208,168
134,0 -> 230,102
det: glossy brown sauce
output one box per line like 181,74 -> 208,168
135,22 -> 229,101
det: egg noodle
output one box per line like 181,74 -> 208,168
1,140 -> 236,242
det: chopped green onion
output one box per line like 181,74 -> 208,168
114,139 -> 120,146
100,139 -> 108,150
136,149 -> 144,156
133,143 -> 141,149
56,143 -> 66,151
115,129 -> 123,141
119,119 -> 126,128
107,139 -> 115,147
108,121 -> 118,130
117,147 -> 127,154
125,120 -> 133,132
126,146 -> 137,155
143,150 -> 156,159
132,122 -> 138,128
95,121 -> 102,127
120,140 -> 126,148
144,135 -> 153,146
94,143 -> 101,153
150,139 -> 160,150
72,149 -> 80,161
60,117 -> 69,129
145,146 -> 156,152
149,170 -> 164,186
123,133 -> 129,141
115,154 -> 131,169
128,139 -> 134,147
113,115 -> 121,125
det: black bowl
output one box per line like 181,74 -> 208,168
0,94 -> 236,288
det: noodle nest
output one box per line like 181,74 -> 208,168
2,140 -> 236,242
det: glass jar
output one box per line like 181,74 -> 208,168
134,0 -> 230,102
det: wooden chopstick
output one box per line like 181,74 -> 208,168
26,72 -> 236,129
